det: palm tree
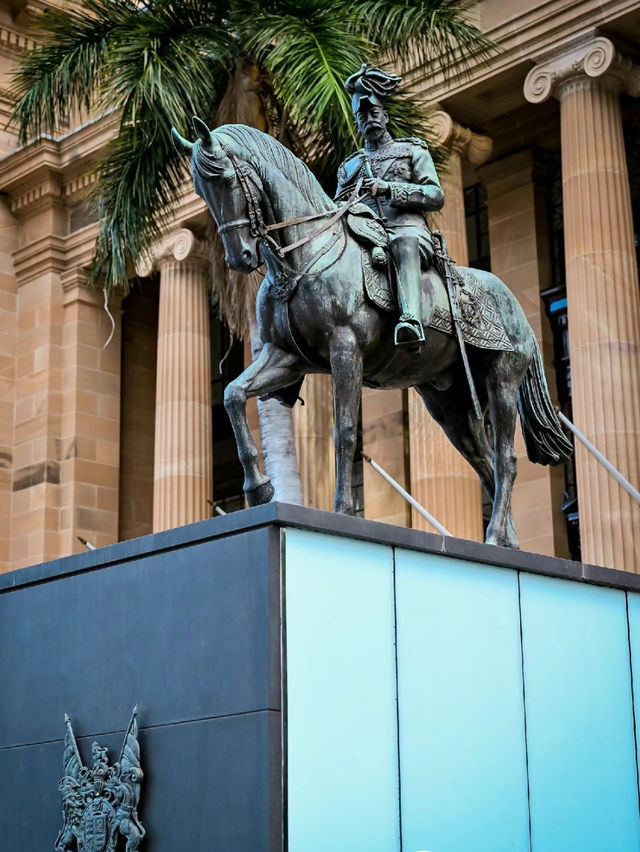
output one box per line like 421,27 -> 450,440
10,0 -> 490,504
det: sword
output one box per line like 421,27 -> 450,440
434,231 -> 483,420
361,151 -> 387,222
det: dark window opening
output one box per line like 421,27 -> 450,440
623,102 -> 640,277
464,182 -> 492,530
541,152 -> 580,561
464,183 -> 490,271
210,312 -> 245,513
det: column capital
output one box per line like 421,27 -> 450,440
524,34 -> 640,104
430,110 -> 493,166
136,227 -> 209,277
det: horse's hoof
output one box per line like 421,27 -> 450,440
245,480 -> 275,507
485,530 -> 520,549
334,502 -> 355,516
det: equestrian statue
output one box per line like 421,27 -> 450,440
171,65 -> 572,549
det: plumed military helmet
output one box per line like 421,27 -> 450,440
345,64 -> 402,114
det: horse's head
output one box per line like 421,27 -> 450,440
171,117 -> 263,272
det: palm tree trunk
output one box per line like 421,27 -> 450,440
249,316 -> 303,504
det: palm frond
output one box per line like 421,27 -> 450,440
354,0 -> 494,72
9,0 -> 137,144
86,0 -> 235,290
239,1 -> 369,146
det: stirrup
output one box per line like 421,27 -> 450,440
394,316 -> 425,349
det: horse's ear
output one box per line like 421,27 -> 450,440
192,116 -> 215,152
171,128 -> 193,157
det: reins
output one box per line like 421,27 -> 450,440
226,151 -> 364,260
264,176 -> 364,256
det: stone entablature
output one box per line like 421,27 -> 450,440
524,33 -> 640,102
411,0 -> 640,104
0,23 -> 37,58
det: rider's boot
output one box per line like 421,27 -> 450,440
389,235 -> 425,349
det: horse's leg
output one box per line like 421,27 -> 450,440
224,343 -> 304,506
416,382 -> 494,500
485,354 -> 521,548
330,327 -> 363,515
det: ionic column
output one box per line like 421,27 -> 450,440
407,111 -> 491,540
525,35 -> 640,571
140,229 -> 213,532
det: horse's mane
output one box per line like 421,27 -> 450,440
212,124 -> 335,212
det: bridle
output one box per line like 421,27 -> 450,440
219,153 -> 364,266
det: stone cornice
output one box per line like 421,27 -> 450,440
0,24 -> 37,58
430,110 -> 493,165
410,0 -> 640,106
10,176 -> 63,215
12,233 -> 66,282
136,228 -> 209,277
0,112 -> 120,202
64,173 -> 97,203
60,267 -> 123,310
524,34 -> 640,103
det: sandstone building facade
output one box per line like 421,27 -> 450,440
1,0 -> 639,572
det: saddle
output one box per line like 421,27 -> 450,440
345,203 -> 389,252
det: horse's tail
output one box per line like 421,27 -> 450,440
517,339 -> 573,466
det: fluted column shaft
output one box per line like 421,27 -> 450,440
560,77 -> 640,569
294,374 -> 335,511
153,234 -> 212,531
408,113 -> 490,539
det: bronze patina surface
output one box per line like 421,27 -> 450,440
171,68 -> 571,548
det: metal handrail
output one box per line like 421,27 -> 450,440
362,453 -> 451,536
557,411 -> 640,506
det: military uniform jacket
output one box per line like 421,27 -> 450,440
335,137 -> 444,232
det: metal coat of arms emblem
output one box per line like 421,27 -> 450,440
55,706 -> 145,852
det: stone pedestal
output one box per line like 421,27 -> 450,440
525,36 -> 640,570
479,150 -> 569,558
407,112 -> 490,539
145,230 -> 213,532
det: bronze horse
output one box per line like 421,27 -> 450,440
172,119 -> 571,548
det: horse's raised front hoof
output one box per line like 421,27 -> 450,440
245,479 -> 275,507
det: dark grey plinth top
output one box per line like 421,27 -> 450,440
1,503 -> 636,595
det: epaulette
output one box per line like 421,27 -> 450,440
393,137 -> 431,150
338,149 -> 364,170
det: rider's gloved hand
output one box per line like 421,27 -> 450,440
362,177 -> 391,198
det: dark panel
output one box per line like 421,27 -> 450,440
0,527 -> 279,748
0,711 -> 280,852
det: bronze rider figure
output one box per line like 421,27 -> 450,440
335,65 -> 444,349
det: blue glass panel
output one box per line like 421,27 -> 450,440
520,574 -> 640,852
395,550 -> 530,852
624,591 -> 640,821
285,529 -> 399,852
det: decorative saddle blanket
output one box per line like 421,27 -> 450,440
361,251 -> 514,352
